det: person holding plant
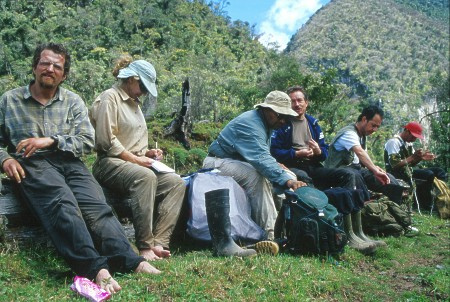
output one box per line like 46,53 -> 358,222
90,56 -> 185,261
384,121 -> 447,209
271,85 -> 355,190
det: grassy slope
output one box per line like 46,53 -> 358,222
2,122 -> 448,301
0,214 -> 448,301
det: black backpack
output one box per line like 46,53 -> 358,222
275,187 -> 347,256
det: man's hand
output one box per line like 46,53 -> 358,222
146,149 -> 163,161
295,148 -> 314,158
16,137 -> 55,157
308,140 -> 322,156
2,158 -> 26,183
421,151 -> 436,161
373,166 -> 390,185
278,163 -> 288,170
411,149 -> 424,162
286,179 -> 307,190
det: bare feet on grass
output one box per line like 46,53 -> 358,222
134,261 -> 161,274
95,269 -> 122,294
140,248 -> 160,261
152,246 -> 171,258
140,246 -> 171,261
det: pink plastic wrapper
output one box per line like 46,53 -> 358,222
70,276 -> 111,302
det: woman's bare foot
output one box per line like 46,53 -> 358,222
95,269 -> 122,294
134,261 -> 161,274
140,248 -> 161,261
152,246 -> 171,258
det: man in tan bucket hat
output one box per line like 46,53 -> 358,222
203,91 -> 307,242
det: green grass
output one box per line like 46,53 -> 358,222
0,214 -> 448,301
2,123 -> 448,301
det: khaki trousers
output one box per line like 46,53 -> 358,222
93,157 -> 185,249
203,156 -> 277,240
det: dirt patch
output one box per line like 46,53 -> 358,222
351,253 -> 448,300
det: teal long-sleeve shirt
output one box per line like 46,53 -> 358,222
208,109 -> 292,187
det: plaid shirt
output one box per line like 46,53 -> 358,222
0,82 -> 95,165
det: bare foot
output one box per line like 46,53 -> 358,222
140,248 -> 161,261
152,246 -> 171,259
95,269 -> 122,294
135,261 -> 161,274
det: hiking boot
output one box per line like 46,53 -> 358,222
205,189 -> 257,257
252,241 -> 279,256
377,223 -> 404,237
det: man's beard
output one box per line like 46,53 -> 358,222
37,77 -> 58,89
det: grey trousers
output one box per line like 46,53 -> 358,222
16,153 -> 143,280
358,167 -> 404,203
203,156 -> 277,240
93,157 -> 185,249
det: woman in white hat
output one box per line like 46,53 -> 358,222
90,56 -> 185,262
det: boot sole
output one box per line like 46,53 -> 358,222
254,241 -> 279,256
356,235 -> 388,248
348,240 -> 378,255
372,241 -> 388,248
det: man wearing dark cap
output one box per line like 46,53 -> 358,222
384,121 -> 447,208
203,91 -> 307,241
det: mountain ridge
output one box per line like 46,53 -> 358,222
285,0 -> 449,125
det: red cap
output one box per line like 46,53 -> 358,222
404,121 -> 423,139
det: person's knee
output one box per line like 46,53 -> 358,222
431,167 -> 447,182
170,176 -> 187,195
339,170 -> 356,189
173,175 -> 186,187
422,170 -> 435,181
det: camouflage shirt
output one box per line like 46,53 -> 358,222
0,82 -> 95,167
384,135 -> 414,178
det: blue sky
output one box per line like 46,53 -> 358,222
226,0 -> 330,50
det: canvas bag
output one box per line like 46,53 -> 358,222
433,178 -> 450,219
361,197 -> 411,237
186,172 -> 265,242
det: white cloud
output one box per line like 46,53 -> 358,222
258,0 -> 322,50
259,22 -> 291,50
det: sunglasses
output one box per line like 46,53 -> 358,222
275,111 -> 290,121
138,80 -> 148,94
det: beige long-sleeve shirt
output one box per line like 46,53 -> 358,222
90,84 -> 148,157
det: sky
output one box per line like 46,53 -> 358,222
226,0 -> 330,50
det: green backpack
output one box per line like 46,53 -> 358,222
361,197 -> 411,237
275,187 -> 347,255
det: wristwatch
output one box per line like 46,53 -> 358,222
51,135 -> 59,148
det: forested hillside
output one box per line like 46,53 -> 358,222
286,0 -> 449,168
286,0 -> 448,122
0,0 -> 287,121
0,0 -> 448,169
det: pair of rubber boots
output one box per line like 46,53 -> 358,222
205,189 -> 278,257
343,211 -> 387,255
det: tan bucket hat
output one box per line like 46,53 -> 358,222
254,91 -> 298,117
